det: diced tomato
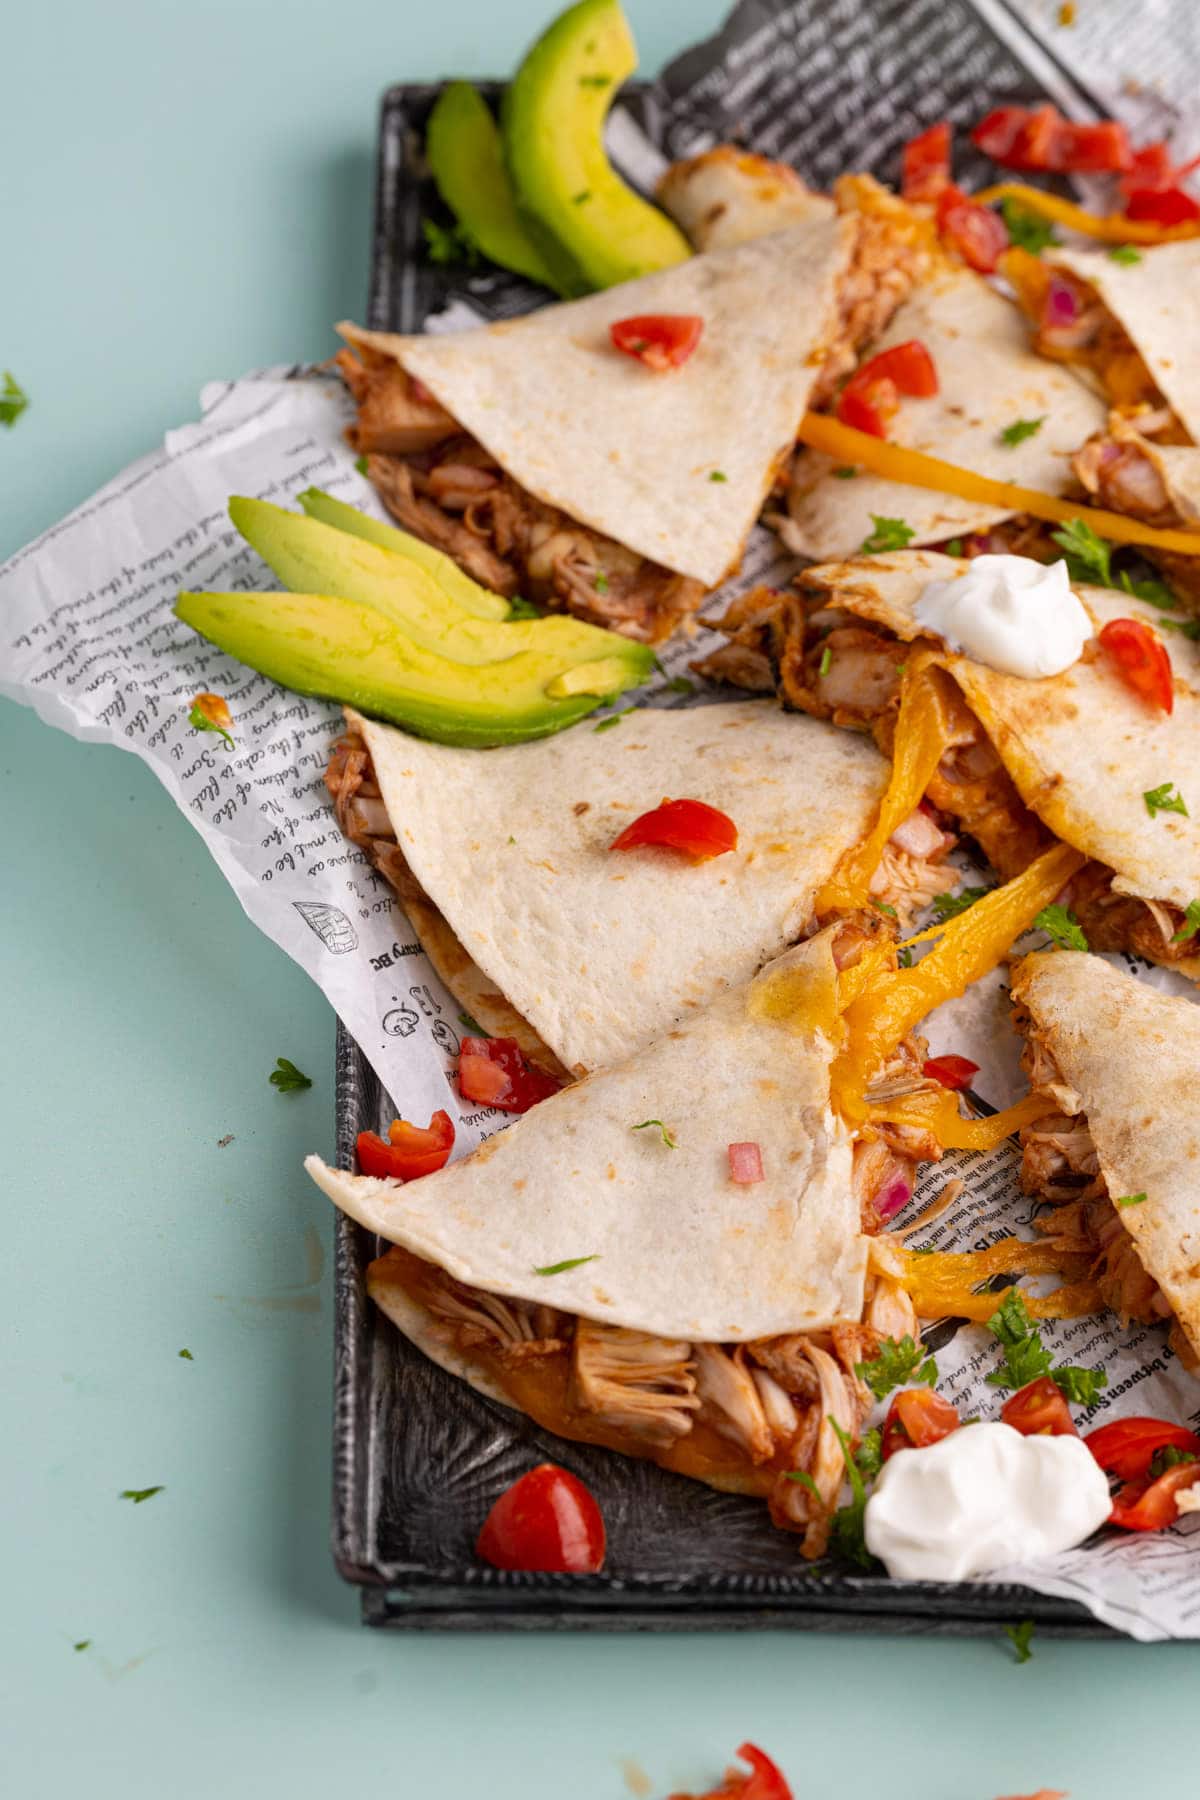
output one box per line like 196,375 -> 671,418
971,103 -> 1129,174
610,313 -> 704,372
836,372 -> 898,438
475,1463 -> 606,1573
936,184 -> 1010,273
865,339 -> 940,397
902,121 -> 952,203
922,1054 -> 980,1091
669,1742 -> 793,1800
610,796 -> 738,862
1097,617 -> 1175,714
1085,1416 -> 1200,1483
728,1141 -> 765,1184
355,1109 -> 454,1180
1124,185 -> 1200,227
1055,119 -> 1132,174
457,1036 -> 562,1113
1120,140 -> 1176,196
1109,1460 -> 1200,1532
881,1388 -> 960,1460
1001,1376 -> 1078,1438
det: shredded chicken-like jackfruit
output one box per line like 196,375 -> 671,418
572,1319 -> 701,1447
427,1274 -> 565,1364
693,1343 -> 776,1463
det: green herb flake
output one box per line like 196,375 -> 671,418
579,72 -> 612,87
1051,517 -> 1112,589
532,1255 -> 600,1277
1150,1444 -> 1197,1480
1119,568 -> 1177,609
457,1010 -> 483,1034
507,835 -> 516,844
593,706 -> 636,733
854,1427 -> 883,1482
506,595 -> 541,619
73,1640 -> 92,1652
1004,1619 -> 1036,1664
632,1118 -> 678,1149
178,1348 -> 194,1361
828,1418 -> 878,1570
783,1469 -> 822,1498
1108,245 -> 1142,265
985,1290 -> 1053,1390
354,454 -> 369,476
1172,902 -> 1200,945
1034,903 -> 1089,952
120,1486 -> 164,1504
833,465 -> 858,480
1116,1192 -> 1148,1208
666,675 -> 695,696
1000,415 -> 1046,448
593,570 -> 610,594
854,1335 -> 938,1403
421,216 -> 480,267
0,371 -> 29,428
897,945 -> 913,968
571,190 -> 591,205
269,1056 -> 312,1093
1144,782 -> 1188,819
944,538 -> 965,558
819,645 -> 833,678
932,886 -> 990,921
1159,616 -> 1200,639
1052,1364 -> 1108,1408
1000,197 -> 1059,254
871,900 -> 897,918
708,469 -> 728,483
861,515 -> 916,555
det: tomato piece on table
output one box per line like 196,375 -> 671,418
610,313 -> 704,371
610,796 -> 738,861
936,184 -> 1009,273
475,1463 -> 606,1573
669,1742 -> 793,1800
728,1141 -> 764,1185
922,1054 -> 980,1091
1109,1460 -> 1200,1532
1124,185 -> 1200,227
881,1387 -> 960,1460
1097,617 -> 1175,713
355,1109 -> 455,1180
457,1036 -> 562,1113
1085,1416 -> 1200,1482
902,121 -> 952,202
1001,1376 -> 1077,1438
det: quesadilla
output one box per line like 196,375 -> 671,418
325,698 -> 951,1078
1012,950 -> 1200,1367
698,549 -> 1200,978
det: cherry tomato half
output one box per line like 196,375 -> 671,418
1085,1416 -> 1200,1483
1001,1376 -> 1077,1438
922,1054 -> 980,1091
1098,617 -> 1175,714
668,1742 -> 794,1800
901,121 -> 952,203
610,796 -> 738,862
881,1387 -> 960,1460
457,1036 -> 562,1113
936,185 -> 1010,274
475,1463 -> 606,1573
355,1109 -> 455,1180
610,313 -> 704,371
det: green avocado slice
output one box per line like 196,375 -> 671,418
502,0 -> 691,295
426,82 -> 564,294
230,497 -> 654,684
296,486 -> 511,621
174,589 -> 607,746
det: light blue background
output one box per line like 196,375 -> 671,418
4,4 -> 1197,1795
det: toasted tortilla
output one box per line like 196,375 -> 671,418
347,700 -> 888,1075
1010,952 -> 1200,1359
782,265 -> 1107,559
656,147 -> 835,252
803,548 -> 1200,927
1049,242 -> 1200,444
307,936 -> 865,1343
337,215 -> 857,590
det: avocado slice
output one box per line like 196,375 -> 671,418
174,589 -> 605,747
426,82 -> 564,294
230,497 -> 654,685
297,486 -> 511,622
502,0 -> 691,295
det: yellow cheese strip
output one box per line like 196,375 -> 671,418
797,412 -> 1200,555
865,1088 -> 1051,1151
975,181 -> 1200,244
903,1240 -> 1101,1323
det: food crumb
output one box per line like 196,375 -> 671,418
216,1134 -> 234,1148
1056,1 -> 1075,24
619,1759 -> 653,1798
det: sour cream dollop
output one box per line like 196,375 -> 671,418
914,554 -> 1092,678
863,1422 -> 1111,1582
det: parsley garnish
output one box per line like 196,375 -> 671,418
854,1427 -> 883,1482
507,595 -> 541,618
1052,517 -> 1113,585
861,515 -> 916,555
1000,197 -> 1059,254
854,1335 -> 937,1402
178,1348 -> 194,1361
120,1486 -> 164,1504
871,900 -> 897,918
1004,1619 -> 1036,1664
1144,782 -> 1188,819
421,217 -> 480,266
1172,902 -> 1200,945
1108,245 -> 1142,265
1119,569 -> 1177,610
579,72 -> 612,87
188,693 -> 234,747
458,1010 -> 483,1034
632,1118 -> 678,1148
985,1290 -> 1107,1403
1000,415 -> 1045,448
833,465 -> 858,479
1034,904 -> 1089,952
1159,615 -> 1200,639
0,371 -> 29,428
269,1057 -> 312,1093
828,1418 -> 877,1569
1149,1444 -> 1197,1480
593,706 -> 636,733
1052,1365 -> 1108,1408
532,1255 -> 600,1276
944,538 -> 965,558
354,454 -> 369,475
1116,1192 -> 1147,1208
73,1640 -> 92,1652
932,886 -> 990,921
897,945 -> 913,968
665,675 -> 695,696
819,645 -> 833,678
783,1469 -> 822,1498
572,190 -> 591,205
708,470 -> 728,483
593,570 -> 610,594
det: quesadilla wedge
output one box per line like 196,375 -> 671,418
698,549 -> 1200,978
1012,950 -> 1200,1368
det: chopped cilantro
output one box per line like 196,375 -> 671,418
354,454 -> 369,476
932,886 -> 990,921
1144,782 -> 1188,819
985,1290 -> 1106,1403
871,900 -> 897,918
854,1426 -> 883,1482
783,1469 -> 822,1499
457,1010 -> 483,1034
1150,1444 -> 1197,1480
579,72 -> 612,87
421,217 -> 481,266
861,515 -> 916,555
1051,517 -> 1112,588
178,1348 -> 194,1361
897,945 -> 913,968
0,371 -> 29,428
1119,568 -> 1177,610
632,1118 -> 678,1149
269,1057 -> 312,1093
708,469 -> 728,483
1108,245 -> 1142,265
819,645 -> 833,678
1000,197 -> 1059,254
1116,1192 -> 1147,1208
828,1418 -> 878,1569
593,570 -> 610,594
833,465 -> 858,480
1004,1619 -> 1036,1664
593,706 -> 636,733
120,1486 -> 164,1504
944,538 -> 965,558
73,1640 -> 92,1652
1172,902 -> 1200,945
666,675 -> 695,696
507,835 -> 516,844
1034,904 -> 1089,952
854,1335 -> 938,1402
1000,415 -> 1045,448
1159,615 -> 1200,640
507,595 -> 541,619
1052,1364 -> 1108,1408
571,190 -> 591,205
532,1255 -> 600,1276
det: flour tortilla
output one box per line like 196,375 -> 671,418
1011,951 -> 1200,1359
1049,241 -> 1200,444
348,699 -> 888,1075
307,936 -> 865,1343
337,215 -> 857,589
802,549 -> 1200,925
782,265 -> 1107,559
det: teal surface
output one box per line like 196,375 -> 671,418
3,4 -> 1197,1796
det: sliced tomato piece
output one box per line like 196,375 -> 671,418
921,1054 -> 980,1091
902,121 -> 952,202
355,1110 -> 455,1180
728,1141 -> 765,1185
669,1742 -> 793,1800
610,313 -> 704,372
1085,1416 -> 1200,1483
972,103 -> 1059,171
611,796 -> 738,862
1110,1460 -> 1200,1532
1120,140 -> 1175,196
457,1036 -> 562,1113
1055,119 -> 1132,174
1124,185 -> 1200,227
864,339 -> 939,397
836,372 -> 898,438
475,1463 -> 606,1572
1097,617 -> 1175,714
881,1387 -> 960,1460
936,185 -> 1009,273
1001,1376 -> 1078,1439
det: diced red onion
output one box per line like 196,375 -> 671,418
878,1172 -> 913,1221
728,1141 -> 765,1185
1044,278 -> 1080,327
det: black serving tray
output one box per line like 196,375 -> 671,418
330,68 -> 1112,1632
